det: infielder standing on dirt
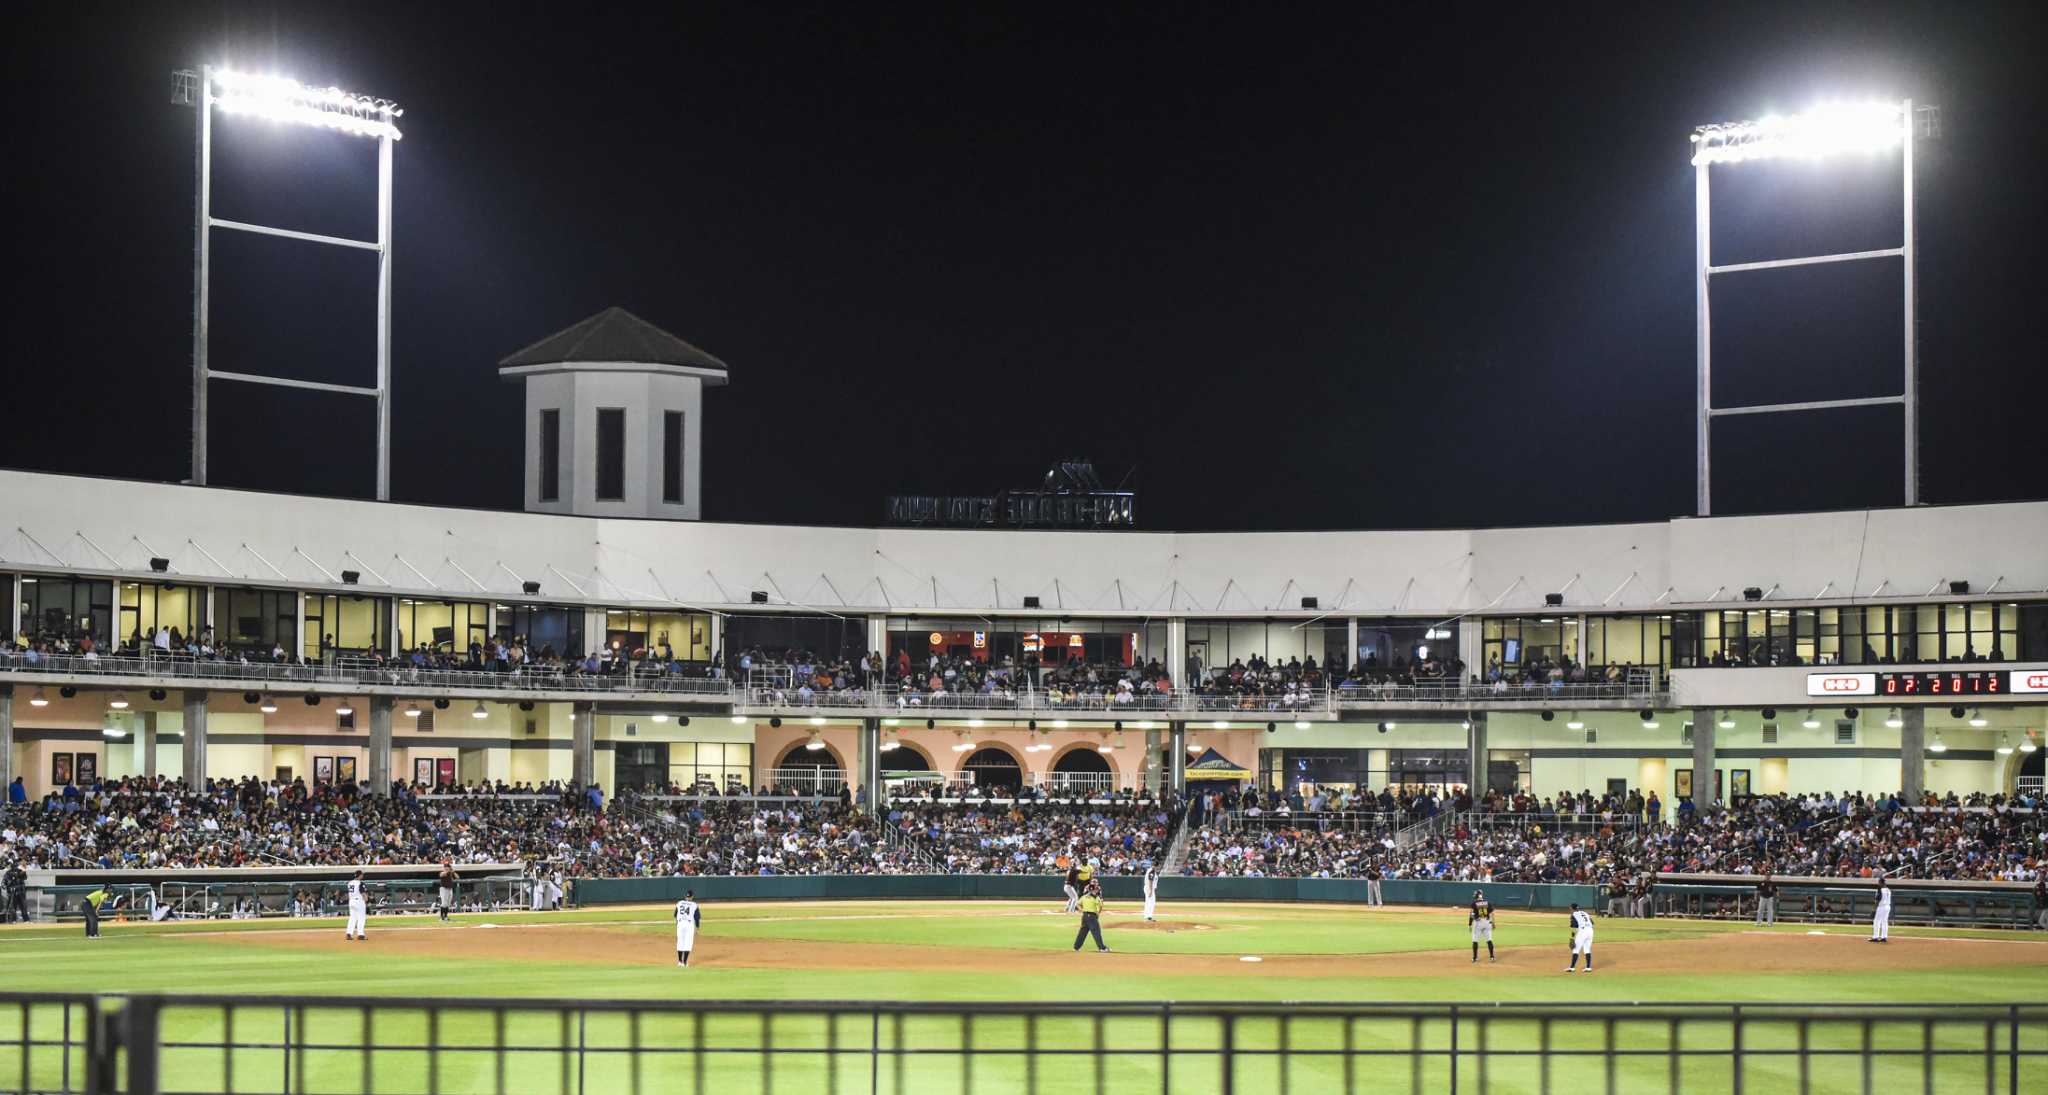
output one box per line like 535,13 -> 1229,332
1469,890 -> 1496,963
1869,876 -> 1892,942
1564,902 -> 1594,972
344,870 -> 368,941
437,862 -> 457,922
1073,880 -> 1109,953
675,890 -> 702,967
1755,873 -> 1778,926
1142,867 -> 1159,922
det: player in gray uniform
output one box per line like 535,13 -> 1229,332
1469,890 -> 1496,963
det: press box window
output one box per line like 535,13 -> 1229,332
538,409 -> 561,502
662,411 -> 684,504
595,408 -> 625,501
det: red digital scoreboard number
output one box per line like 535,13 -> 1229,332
1877,671 -> 2004,696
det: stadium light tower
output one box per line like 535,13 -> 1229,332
1690,99 -> 1933,516
173,65 -> 404,500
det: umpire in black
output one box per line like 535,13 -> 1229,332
1073,880 -> 1110,953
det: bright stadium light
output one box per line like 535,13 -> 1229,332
108,694 -> 131,710
1967,710 -> 1988,728
174,63 -> 405,501
1690,101 -> 1903,166
1885,709 -> 1904,729
1928,733 -> 1947,753
470,702 -> 488,720
208,68 -> 404,141
1690,97 -> 1934,516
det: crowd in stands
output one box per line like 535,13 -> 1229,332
883,798 -> 1175,874
5,770 -> 2037,921
1178,785 -> 2045,886
3,625 -> 722,682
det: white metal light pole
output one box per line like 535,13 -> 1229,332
1690,100 -> 1928,516
177,65 -> 404,500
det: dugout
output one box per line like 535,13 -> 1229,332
26,863 -> 526,923
1651,872 -> 2042,930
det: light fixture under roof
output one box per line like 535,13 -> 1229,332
1994,735 -> 2013,756
28,689 -> 49,707
730,715 -> 747,725
470,702 -> 488,720
403,701 -> 422,718
1566,719 -> 1585,731
967,718 -> 985,728
1210,721 -> 1228,730
108,694 -> 130,710
1928,732 -> 1948,754
1096,744 -> 1115,753
1717,716 -> 1736,729
1642,719 -> 1660,729
809,716 -> 826,726
1293,720 -> 1310,730
335,701 -> 355,717
1800,711 -> 1821,729
1884,709 -> 1903,729
2020,735 -> 2038,754
804,737 -> 826,751
260,695 -> 278,713
652,713 -> 668,723
1967,710 -> 1987,728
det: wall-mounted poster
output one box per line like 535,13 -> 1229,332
52,753 -> 74,787
76,754 -> 97,786
1730,769 -> 1752,800
415,758 -> 436,786
436,758 -> 456,786
337,756 -> 358,786
314,756 -> 335,784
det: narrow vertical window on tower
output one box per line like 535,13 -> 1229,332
663,411 -> 684,504
596,408 -> 625,501
538,409 -> 561,502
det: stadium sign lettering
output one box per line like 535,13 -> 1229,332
2012,671 -> 2048,694
1805,672 -> 1876,697
885,491 -> 1136,529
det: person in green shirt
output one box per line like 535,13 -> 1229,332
83,887 -> 109,940
1072,881 -> 1109,953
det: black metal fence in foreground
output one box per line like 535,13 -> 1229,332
2,995 -> 2041,1095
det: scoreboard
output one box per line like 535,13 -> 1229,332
1805,669 -> 2048,698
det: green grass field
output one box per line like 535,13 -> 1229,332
2,901 -> 2042,1093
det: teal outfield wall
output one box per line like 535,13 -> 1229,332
573,874 -> 1599,910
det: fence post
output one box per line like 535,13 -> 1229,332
122,996 -> 161,1095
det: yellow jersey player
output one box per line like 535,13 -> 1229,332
1469,889 -> 1496,963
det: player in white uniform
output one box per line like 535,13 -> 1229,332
1869,877 -> 1892,942
674,890 -> 702,967
344,870 -> 368,941
1142,868 -> 1159,922
1565,903 -> 1594,972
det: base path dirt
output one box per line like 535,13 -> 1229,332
214,921 -> 2042,980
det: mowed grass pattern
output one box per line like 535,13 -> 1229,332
0,901 -> 2042,1093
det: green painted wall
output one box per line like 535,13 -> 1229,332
572,874 -> 1600,910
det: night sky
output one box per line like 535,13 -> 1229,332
7,2 -> 2044,530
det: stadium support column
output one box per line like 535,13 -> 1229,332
1167,619 -> 1188,689
572,702 -> 596,788
1464,714 -> 1488,795
181,691 -> 208,788
0,689 -> 12,793
1168,723 -> 1187,794
368,696 -> 394,797
857,718 -> 881,812
140,711 -> 159,779
1143,724 -> 1163,794
1690,708 -> 1717,808
1898,706 -> 1925,806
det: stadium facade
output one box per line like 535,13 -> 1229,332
4,464 -> 2044,807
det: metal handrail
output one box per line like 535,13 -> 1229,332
1334,679 -> 1663,703
0,649 -> 734,700
740,684 -> 1334,716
